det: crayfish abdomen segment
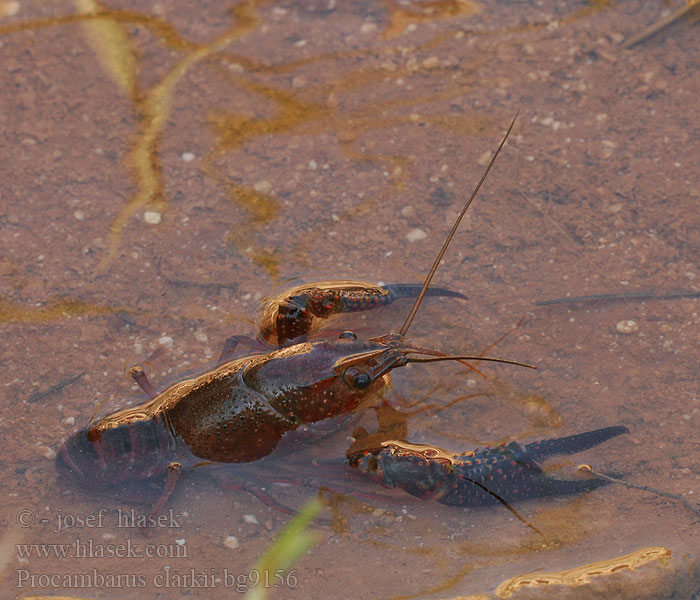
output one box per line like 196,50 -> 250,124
56,418 -> 179,488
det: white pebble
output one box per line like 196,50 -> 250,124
73,210 -> 85,221
406,228 -> 427,243
224,535 -> 239,549
253,180 -> 272,194
616,320 -> 638,334
64,416 -> 75,426
360,22 -> 377,34
0,2 -> 20,17
243,514 -> 258,524
159,335 -> 174,347
39,446 -> 56,460
181,152 -> 195,162
194,331 -> 208,343
144,211 -> 162,225
476,151 -> 492,166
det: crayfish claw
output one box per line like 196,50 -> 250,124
524,425 -> 629,462
352,426 -> 629,508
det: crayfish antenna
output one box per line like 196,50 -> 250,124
462,476 -> 544,537
398,342 -> 489,378
406,354 -> 536,370
398,113 -> 518,338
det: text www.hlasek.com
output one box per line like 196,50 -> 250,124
16,538 -> 187,559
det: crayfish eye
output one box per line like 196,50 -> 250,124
343,367 -> 372,391
339,331 -> 357,340
354,372 -> 371,390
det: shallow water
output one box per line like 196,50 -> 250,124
1,1 -> 699,598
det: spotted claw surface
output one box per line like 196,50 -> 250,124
350,426 -> 628,506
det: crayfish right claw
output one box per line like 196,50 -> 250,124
351,426 -> 629,508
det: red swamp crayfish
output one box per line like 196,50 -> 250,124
56,117 -> 626,515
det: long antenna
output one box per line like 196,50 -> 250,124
398,113 -> 518,337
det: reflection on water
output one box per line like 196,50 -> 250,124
2,0 -> 700,598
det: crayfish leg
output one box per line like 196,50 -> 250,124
221,479 -> 332,525
218,334 -> 265,364
142,462 -> 183,529
129,366 -> 157,399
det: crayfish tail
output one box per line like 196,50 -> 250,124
524,425 -> 629,462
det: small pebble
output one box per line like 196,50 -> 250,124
406,228 -> 427,243
159,335 -> 174,347
616,319 -> 638,334
73,210 -> 85,221
39,446 -> 56,460
253,180 -> 272,194
144,211 -> 162,225
181,152 -> 195,162
64,416 -> 75,426
476,150 -> 492,166
243,514 -> 258,524
0,2 -> 20,17
224,535 -> 239,550
194,331 -> 208,343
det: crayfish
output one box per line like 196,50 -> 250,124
57,116 -> 625,517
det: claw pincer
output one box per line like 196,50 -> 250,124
349,426 -> 628,506
258,281 -> 466,345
